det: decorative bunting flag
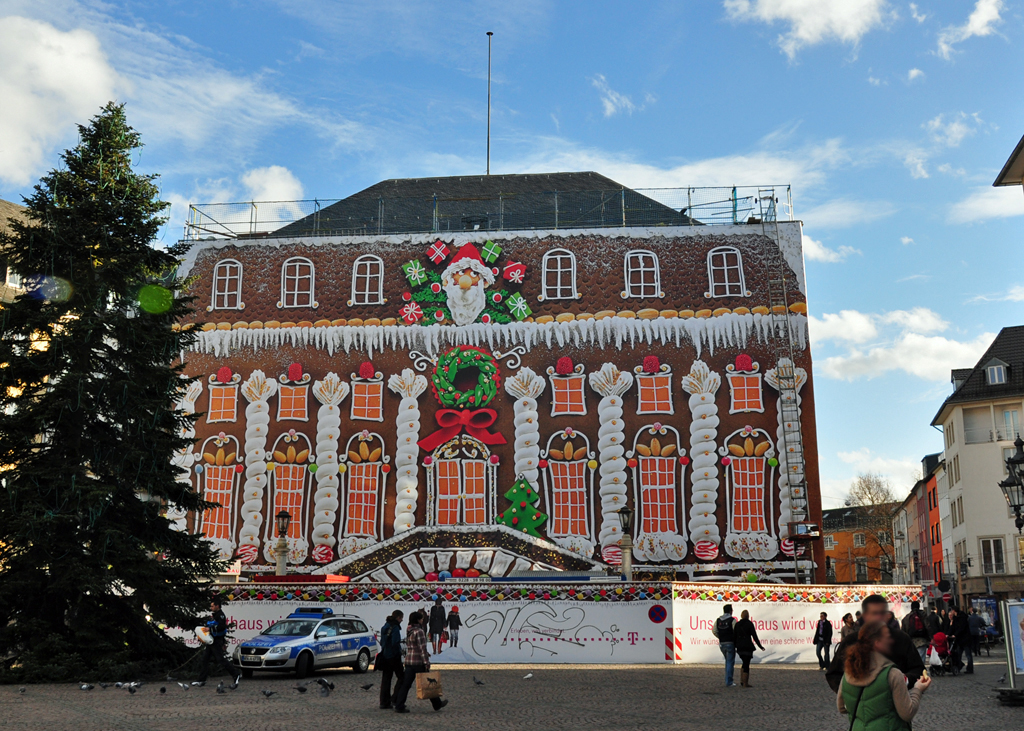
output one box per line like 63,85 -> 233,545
400,301 -> 424,324
428,241 -> 450,264
402,260 -> 427,286
505,292 -> 532,320
481,240 -> 502,263
503,261 -> 526,284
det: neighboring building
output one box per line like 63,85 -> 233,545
175,173 -> 823,582
932,326 -> 1024,603
893,488 -> 918,585
0,198 -> 28,304
823,503 -> 897,584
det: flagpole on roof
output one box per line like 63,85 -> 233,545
487,31 -> 493,175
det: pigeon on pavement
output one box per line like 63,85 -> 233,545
523,673 -> 533,680
293,686 -> 307,694
98,683 -> 111,689
260,689 -> 276,699
315,678 -> 335,691
18,687 -> 26,694
473,677 -> 485,686
177,682 -> 190,691
160,687 -> 166,694
80,684 -> 94,691
360,683 -> 374,691
128,686 -> 136,695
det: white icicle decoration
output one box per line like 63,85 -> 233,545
309,373 -> 349,563
503,367 -> 546,487
588,363 -> 634,561
766,358 -> 808,545
169,378 -> 203,532
682,360 -> 723,559
388,368 -> 428,533
237,370 -> 278,565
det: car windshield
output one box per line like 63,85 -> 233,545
262,620 -> 315,636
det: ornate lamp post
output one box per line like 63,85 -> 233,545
274,510 -> 292,576
999,436 -> 1024,534
617,507 -> 634,582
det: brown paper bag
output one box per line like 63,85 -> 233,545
415,670 -> 443,700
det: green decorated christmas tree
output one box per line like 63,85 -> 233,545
496,477 -> 547,537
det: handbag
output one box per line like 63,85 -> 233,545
415,670 -> 443,700
928,649 -> 942,667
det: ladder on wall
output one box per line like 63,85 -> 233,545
758,188 -> 808,529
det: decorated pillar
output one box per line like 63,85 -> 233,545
388,368 -> 428,533
237,370 -> 278,565
682,360 -> 722,562
310,372 -> 349,563
503,366 -> 546,487
588,362 -> 634,564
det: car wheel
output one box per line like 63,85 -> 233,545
295,652 -> 314,679
241,669 -> 254,679
353,649 -> 371,674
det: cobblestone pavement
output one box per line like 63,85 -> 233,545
2,653 -> 1020,730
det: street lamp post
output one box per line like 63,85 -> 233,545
274,510 -> 291,576
617,507 -> 634,582
999,436 -> 1024,534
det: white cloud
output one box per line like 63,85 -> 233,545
590,74 -> 637,117
907,68 -> 924,81
868,76 -> 883,86
969,284 -> 1024,302
240,166 -> 304,202
0,15 -> 125,186
909,3 -> 927,23
948,186 -> 1024,224
903,151 -> 929,179
924,112 -> 977,147
799,197 -> 897,229
723,0 -> 892,59
900,236 -> 914,245
937,163 -> 966,176
802,234 -> 861,263
936,0 -> 1003,60
809,310 -> 879,344
879,307 -> 947,334
836,448 -> 923,483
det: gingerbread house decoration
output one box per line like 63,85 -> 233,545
175,172 -> 821,582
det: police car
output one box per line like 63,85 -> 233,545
232,607 -> 378,679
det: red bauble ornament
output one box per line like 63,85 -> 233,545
555,356 -> 574,375
538,459 -> 548,469
216,366 -> 233,383
492,292 -> 503,303
452,568 -> 466,578
512,517 -> 519,525
679,456 -> 690,465
402,291 -> 412,301
519,501 -> 527,508
721,456 -> 732,466
489,455 -> 499,464
735,353 -> 754,372
287,362 -> 303,382
235,464 -> 244,473
425,572 -> 439,582
627,458 -> 638,468
481,314 -> 492,324
423,456 -> 433,466
382,464 -> 391,473
358,361 -> 375,379
642,355 -> 660,374
431,282 -> 442,294
434,309 -> 445,321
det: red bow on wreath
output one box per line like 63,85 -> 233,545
417,408 -> 508,452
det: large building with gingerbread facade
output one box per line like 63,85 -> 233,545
175,172 -> 822,583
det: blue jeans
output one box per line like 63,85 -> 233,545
720,642 -> 736,686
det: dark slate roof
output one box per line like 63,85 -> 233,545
951,368 -> 972,384
822,504 -> 899,531
932,325 -> 1024,425
273,171 -> 696,238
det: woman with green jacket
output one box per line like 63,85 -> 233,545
837,621 -> 931,730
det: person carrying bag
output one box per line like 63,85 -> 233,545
391,611 -> 448,714
376,610 -> 405,710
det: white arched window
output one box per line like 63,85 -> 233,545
350,255 -> 384,306
623,250 -> 661,299
280,256 -> 317,308
540,248 -> 578,301
211,259 -> 243,310
706,246 -> 747,298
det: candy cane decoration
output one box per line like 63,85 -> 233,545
765,358 -> 808,548
310,373 -> 349,563
503,367 -> 546,488
682,360 -> 722,561
588,363 -> 634,563
389,368 -> 428,533
169,378 -> 203,532
238,370 -> 277,564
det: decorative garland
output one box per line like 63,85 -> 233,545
430,346 -> 501,409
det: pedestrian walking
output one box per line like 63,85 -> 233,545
392,611 -> 448,714
733,610 -> 765,687
428,597 -> 447,655
968,608 -> 987,657
813,611 -> 833,670
711,603 -> 737,687
925,606 -> 940,637
900,601 -> 932,664
949,605 -> 972,674
827,594 -> 925,693
841,613 -> 857,641
836,621 -> 931,730
939,608 -> 951,635
377,611 -> 405,710
196,597 -> 240,685
447,606 -> 461,649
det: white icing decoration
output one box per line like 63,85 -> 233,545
503,368 -> 546,487
387,369 -> 427,533
238,371 -> 277,561
310,372 -> 350,563
588,363 -> 634,556
169,378 -> 203,532
682,360 -> 722,549
721,428 -> 778,560
628,424 -> 687,563
765,358 -> 808,542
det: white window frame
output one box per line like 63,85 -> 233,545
350,254 -> 384,306
823,535 -> 836,550
853,532 -> 866,548
706,246 -> 748,298
980,536 -> 1006,575
987,365 -> 1007,385
279,256 -> 317,309
540,248 -> 578,301
622,249 -> 661,299
211,258 -> 244,311
5,265 -> 22,289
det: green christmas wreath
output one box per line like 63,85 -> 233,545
431,346 -> 501,408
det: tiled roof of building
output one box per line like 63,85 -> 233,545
932,325 -> 1024,425
822,503 -> 900,531
274,171 -> 695,237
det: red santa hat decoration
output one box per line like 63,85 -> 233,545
441,243 -> 496,285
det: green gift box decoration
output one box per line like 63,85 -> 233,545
402,260 -> 427,286
481,240 -> 502,264
505,292 -> 532,321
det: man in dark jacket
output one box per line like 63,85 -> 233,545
826,594 -> 924,693
428,598 -> 447,655
711,603 -> 737,687
900,600 -> 933,664
968,608 -> 987,657
812,612 -> 833,670
378,611 -> 404,710
196,597 -> 239,685
925,606 -> 941,636
949,606 -> 973,674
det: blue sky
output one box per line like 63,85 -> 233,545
1,0 -> 1022,507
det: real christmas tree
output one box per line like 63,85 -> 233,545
0,103 -> 222,680
495,477 -> 547,537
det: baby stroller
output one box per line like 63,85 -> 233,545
927,631 -> 958,677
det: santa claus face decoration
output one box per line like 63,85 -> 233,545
442,243 -> 495,326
